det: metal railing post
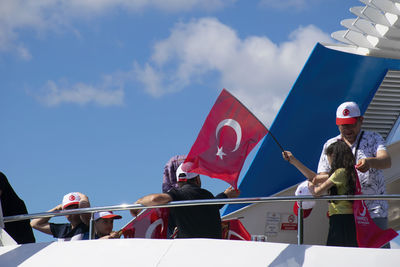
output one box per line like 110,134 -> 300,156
297,201 -> 303,245
89,213 -> 95,240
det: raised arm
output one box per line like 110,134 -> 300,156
78,192 -> 91,226
30,204 -> 62,235
282,151 -> 316,181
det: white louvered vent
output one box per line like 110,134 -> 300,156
329,0 -> 400,59
362,69 -> 400,140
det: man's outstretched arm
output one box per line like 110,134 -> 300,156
130,193 -> 172,217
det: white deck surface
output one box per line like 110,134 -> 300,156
1,238 -> 400,267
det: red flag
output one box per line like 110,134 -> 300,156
184,89 -> 268,188
122,208 -> 169,239
221,219 -> 251,241
353,171 -> 398,248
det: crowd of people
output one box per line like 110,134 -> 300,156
2,155 -> 240,243
0,101 -> 394,248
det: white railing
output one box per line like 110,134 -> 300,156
2,194 -> 400,245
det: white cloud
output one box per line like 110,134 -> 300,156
0,0 -> 234,59
39,79 -> 124,107
134,62 -> 165,97
134,18 -> 331,126
35,17 -> 331,113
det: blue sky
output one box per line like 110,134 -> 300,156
2,0 -> 399,244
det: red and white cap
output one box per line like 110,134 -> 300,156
176,163 -> 198,182
293,181 -> 316,218
62,192 -> 81,209
336,101 -> 361,125
94,211 -> 122,221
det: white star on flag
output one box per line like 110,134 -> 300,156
216,146 -> 227,160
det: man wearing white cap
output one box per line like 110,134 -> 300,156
131,163 -> 239,239
30,192 -> 91,241
317,101 -> 391,246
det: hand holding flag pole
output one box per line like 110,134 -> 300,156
184,88 -> 284,189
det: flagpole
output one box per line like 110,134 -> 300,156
224,89 -> 285,152
266,131 -> 285,153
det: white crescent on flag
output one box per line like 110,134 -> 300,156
145,219 -> 164,238
215,119 -> 242,159
359,201 -> 367,217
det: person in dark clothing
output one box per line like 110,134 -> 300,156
162,155 -> 238,238
0,172 -> 35,244
131,163 -> 239,238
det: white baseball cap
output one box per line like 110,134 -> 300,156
94,211 -> 122,221
293,180 -> 316,218
62,192 -> 81,209
336,101 -> 361,125
176,163 -> 198,182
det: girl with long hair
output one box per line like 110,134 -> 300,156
282,140 -> 357,247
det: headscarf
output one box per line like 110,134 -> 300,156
162,155 -> 186,193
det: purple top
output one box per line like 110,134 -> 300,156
162,155 -> 187,193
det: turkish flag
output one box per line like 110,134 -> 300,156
121,208 -> 169,239
221,219 -> 251,241
184,89 -> 268,188
353,171 -> 398,248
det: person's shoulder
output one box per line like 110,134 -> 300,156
323,135 -> 341,147
335,168 -> 346,175
329,168 -> 346,182
363,130 -> 383,139
181,183 -> 211,195
166,186 -> 181,199
167,186 -> 179,194
319,136 -> 340,155
198,187 -> 215,197
362,131 -> 386,145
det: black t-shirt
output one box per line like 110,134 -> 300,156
167,183 -> 222,239
50,222 -> 89,241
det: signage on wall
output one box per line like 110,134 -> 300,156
280,214 -> 298,231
